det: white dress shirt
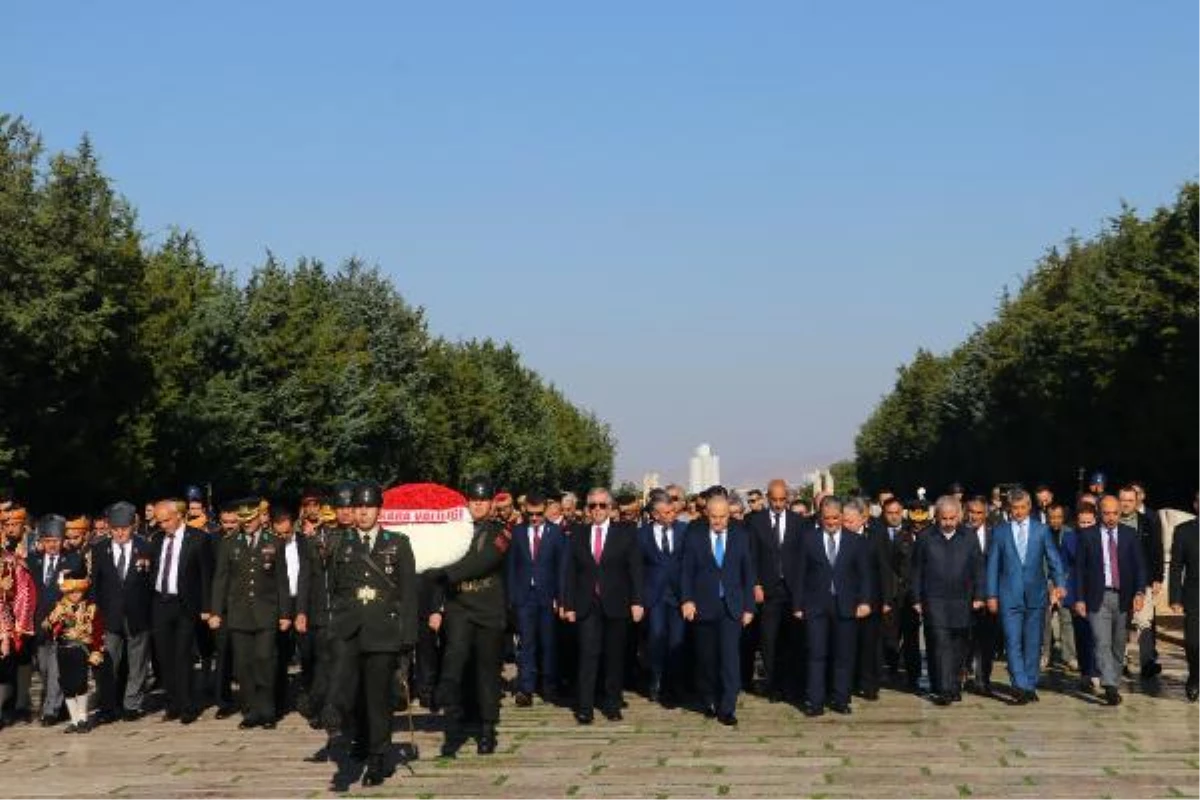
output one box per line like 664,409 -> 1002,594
111,540 -> 132,573
656,523 -> 674,554
1101,526 -> 1118,588
284,538 -> 300,597
155,524 -> 186,595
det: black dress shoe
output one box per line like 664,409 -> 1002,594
602,708 -> 622,722
574,711 -> 594,725
94,710 -> 117,726
1027,690 -> 1040,703
930,694 -> 951,706
238,716 -> 261,729
767,689 -> 783,704
362,758 -> 393,787
717,713 -> 737,727
1012,692 -> 1029,706
829,702 -> 851,715
978,682 -> 993,697
950,691 -> 962,703
64,722 -> 79,734
214,705 -> 237,720
261,719 -> 277,730
861,689 -> 879,701
161,710 -> 179,723
180,710 -> 199,725
122,709 -> 144,722
41,715 -> 58,727
647,687 -> 661,703
1104,687 -> 1122,706
514,691 -> 532,708
1142,661 -> 1163,679
803,704 -> 825,717
350,742 -> 369,761
478,728 -> 498,755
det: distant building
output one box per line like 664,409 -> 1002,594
641,472 -> 661,500
688,444 -> 721,494
806,469 -> 835,495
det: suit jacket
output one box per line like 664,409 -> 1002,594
210,530 -> 291,630
884,524 -> 919,605
28,550 -> 83,638
152,525 -> 213,618
1056,526 -> 1082,607
854,525 -> 896,610
910,526 -> 986,629
788,528 -> 872,619
680,525 -> 756,621
507,521 -> 565,608
986,518 -> 1064,610
327,529 -> 418,651
1074,524 -> 1147,614
745,509 -> 804,599
562,521 -> 643,620
89,536 -> 155,635
1169,519 -> 1199,613
638,520 -> 686,607
1132,511 -> 1164,585
278,535 -> 310,620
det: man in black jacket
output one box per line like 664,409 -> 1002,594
845,498 -> 894,701
910,496 -> 985,705
1169,492 -> 1198,701
561,487 -> 644,725
91,502 -> 155,722
745,479 -> 805,702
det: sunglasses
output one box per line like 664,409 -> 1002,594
526,510 -> 545,518
668,495 -> 682,502
587,503 -> 609,510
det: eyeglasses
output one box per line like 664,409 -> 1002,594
587,503 -> 609,510
526,510 -> 545,518
668,495 -> 682,502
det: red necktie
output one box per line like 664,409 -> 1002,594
532,525 -> 541,561
592,526 -> 603,563
1108,529 -> 1120,589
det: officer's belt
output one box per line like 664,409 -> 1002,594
358,550 -> 397,594
456,576 -> 495,594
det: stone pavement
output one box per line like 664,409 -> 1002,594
3,643 -> 1196,799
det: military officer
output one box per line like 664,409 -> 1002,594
325,482 -> 417,787
428,476 -> 510,758
208,498 -> 290,729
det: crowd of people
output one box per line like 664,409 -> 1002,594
0,474 -> 1195,788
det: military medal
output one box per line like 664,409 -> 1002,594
356,586 -> 378,604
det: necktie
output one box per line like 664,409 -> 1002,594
714,532 -> 726,567
660,526 -> 671,555
362,530 -> 372,551
826,532 -> 837,564
117,545 -> 127,580
532,526 -> 541,561
1016,522 -> 1027,561
160,535 -> 174,594
772,513 -> 781,544
592,526 -> 603,563
45,555 -> 55,585
1108,529 -> 1120,589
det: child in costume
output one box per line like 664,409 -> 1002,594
42,567 -> 104,733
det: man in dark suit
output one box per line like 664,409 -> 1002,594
271,505 -> 307,717
910,496 -> 986,705
789,497 -> 872,716
745,479 -> 804,702
1118,485 -> 1164,679
880,497 -> 921,692
91,501 -> 155,722
29,515 -> 82,725
637,496 -> 686,705
962,496 -> 998,695
507,491 -> 565,706
844,498 -> 894,702
561,488 -> 643,724
1073,494 -> 1148,706
151,498 -> 212,724
681,495 -> 755,725
1169,492 -> 1198,701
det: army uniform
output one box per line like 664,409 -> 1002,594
210,499 -> 289,728
326,483 -> 417,786
432,477 -> 509,756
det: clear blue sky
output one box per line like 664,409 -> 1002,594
7,2 -> 1196,488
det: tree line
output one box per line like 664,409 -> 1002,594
856,183 -> 1199,506
0,114 -> 615,511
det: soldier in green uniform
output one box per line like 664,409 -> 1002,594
326,482 -> 417,787
296,481 -> 354,729
428,476 -> 510,758
208,498 -> 290,729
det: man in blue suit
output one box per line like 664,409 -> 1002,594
1073,495 -> 1147,706
986,488 -> 1065,704
681,495 -> 755,726
789,496 -> 871,716
506,492 -> 566,706
638,496 -> 686,706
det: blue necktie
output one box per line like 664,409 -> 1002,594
714,532 -> 726,598
1016,521 -> 1028,562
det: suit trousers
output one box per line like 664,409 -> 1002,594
759,590 -> 797,695
299,625 -> 333,716
275,628 -> 296,713
693,615 -> 742,716
1137,606 -> 1159,668
966,608 -> 998,686
514,601 -> 558,695
886,605 -> 923,687
35,641 -> 62,718
1185,609 -> 1198,687
99,627 -> 150,713
1073,613 -> 1097,678
437,615 -> 504,725
1088,591 -> 1127,689
153,597 -> 198,715
576,607 -> 627,715
806,614 -> 857,708
1043,604 -> 1077,666
926,625 -> 968,695
854,612 -> 883,695
415,619 -> 441,698
231,628 -> 276,720
999,606 -> 1045,692
645,598 -> 686,694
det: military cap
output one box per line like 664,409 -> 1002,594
331,481 -> 356,509
38,514 -> 66,539
231,497 -> 261,523
465,476 -> 494,501
184,485 -> 205,503
318,503 -> 336,524
106,501 -> 137,527
300,486 -> 322,503
270,505 -> 295,523
352,482 -> 383,508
